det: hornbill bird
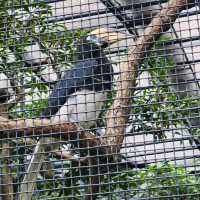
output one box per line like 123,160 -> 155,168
20,28 -> 127,198
41,27 -> 126,127
42,30 -> 117,128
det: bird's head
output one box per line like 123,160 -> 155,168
76,28 -> 127,60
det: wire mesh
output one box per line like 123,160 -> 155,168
0,0 -> 200,200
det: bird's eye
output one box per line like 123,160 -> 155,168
101,40 -> 109,48
86,35 -> 106,47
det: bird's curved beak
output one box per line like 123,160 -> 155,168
90,27 -> 128,45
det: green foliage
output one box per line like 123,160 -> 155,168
11,98 -> 48,118
132,35 -> 200,137
40,24 -> 89,67
0,0 -> 51,60
33,160 -> 83,199
0,0 -> 88,118
0,0 -> 51,118
110,162 -> 200,200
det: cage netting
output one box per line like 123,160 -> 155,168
0,0 -> 200,200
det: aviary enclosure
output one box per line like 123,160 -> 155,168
0,0 -> 200,199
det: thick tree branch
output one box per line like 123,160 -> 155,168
0,115 -> 107,179
0,117 -> 100,149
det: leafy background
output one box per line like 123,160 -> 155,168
0,0 -> 199,199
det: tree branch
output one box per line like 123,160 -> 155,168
0,117 -> 100,149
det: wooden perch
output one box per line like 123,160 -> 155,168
0,117 -> 100,148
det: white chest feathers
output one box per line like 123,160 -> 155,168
51,89 -> 107,129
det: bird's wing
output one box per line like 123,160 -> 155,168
42,59 -> 98,117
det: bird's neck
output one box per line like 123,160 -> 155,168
76,44 -> 102,61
